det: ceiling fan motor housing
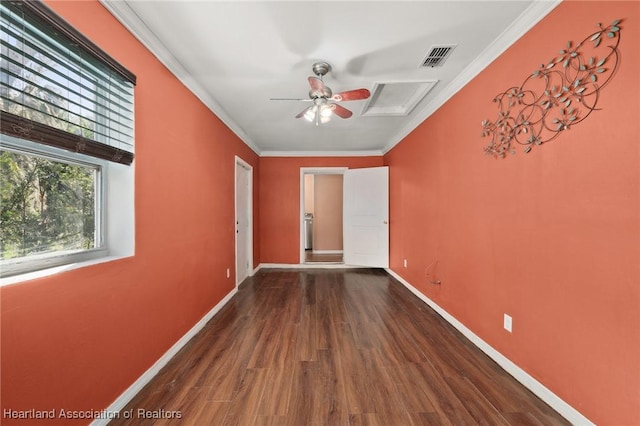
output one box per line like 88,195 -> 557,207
310,87 -> 332,99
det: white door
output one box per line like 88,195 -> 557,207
235,158 -> 252,286
343,166 -> 389,267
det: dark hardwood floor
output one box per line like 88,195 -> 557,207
110,268 -> 570,425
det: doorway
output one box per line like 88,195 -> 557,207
235,156 -> 253,286
300,166 -> 390,267
300,167 -> 347,264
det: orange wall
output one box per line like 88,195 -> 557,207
384,2 -> 639,424
1,1 -> 260,423
259,157 -> 383,263
313,174 -> 344,251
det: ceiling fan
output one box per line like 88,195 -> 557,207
270,61 -> 371,125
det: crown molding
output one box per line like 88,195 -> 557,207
382,0 -> 562,155
101,0 -> 559,159
260,150 -> 383,158
99,0 -> 262,156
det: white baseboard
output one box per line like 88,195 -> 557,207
384,268 -> 594,426
255,263 -> 362,270
91,288 -> 238,426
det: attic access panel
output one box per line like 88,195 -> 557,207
361,81 -> 438,117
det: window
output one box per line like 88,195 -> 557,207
0,1 -> 136,278
1,140 -> 105,276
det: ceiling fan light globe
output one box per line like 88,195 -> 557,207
304,107 -> 316,122
320,105 -> 333,118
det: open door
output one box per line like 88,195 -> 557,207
343,166 -> 389,267
235,157 -> 252,286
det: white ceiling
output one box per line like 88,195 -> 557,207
101,1 -> 559,156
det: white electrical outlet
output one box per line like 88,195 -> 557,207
226,268 -> 230,278
503,314 -> 513,333
403,259 -> 408,268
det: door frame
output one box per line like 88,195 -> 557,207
299,167 -> 348,264
235,155 -> 253,287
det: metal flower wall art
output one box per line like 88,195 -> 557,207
481,20 -> 622,158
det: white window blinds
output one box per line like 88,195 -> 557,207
0,0 -> 136,165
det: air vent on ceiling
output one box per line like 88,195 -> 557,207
420,45 -> 456,68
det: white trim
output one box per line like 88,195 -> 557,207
382,0 -> 561,154
0,135 -> 135,284
311,250 -> 344,255
260,150 -> 383,158
0,138 -> 106,278
0,254 -> 132,287
255,263 -> 362,270
384,268 -> 595,426
91,288 -> 238,426
300,167 -> 348,264
99,1 -> 260,156
300,167 -> 349,175
234,156 -> 254,287
102,1 -> 559,158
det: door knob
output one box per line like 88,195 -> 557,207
383,220 -> 388,224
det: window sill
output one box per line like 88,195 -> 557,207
0,253 -> 133,287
